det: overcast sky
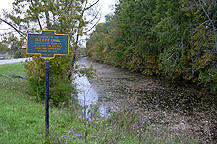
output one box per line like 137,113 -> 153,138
0,0 -> 117,24
0,0 -> 117,36
97,0 -> 117,21
0,0 -> 14,15
0,0 -> 117,45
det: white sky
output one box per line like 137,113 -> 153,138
97,0 -> 117,21
0,0 -> 117,46
0,0 -> 117,14
0,0 -> 117,28
0,0 -> 14,12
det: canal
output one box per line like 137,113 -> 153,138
74,57 -> 216,142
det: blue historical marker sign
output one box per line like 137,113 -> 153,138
27,30 -> 69,59
26,30 -> 69,138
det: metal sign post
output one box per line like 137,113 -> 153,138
26,30 -> 69,138
45,58 -> 50,137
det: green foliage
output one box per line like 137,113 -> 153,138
23,56 -> 78,106
49,78 -> 78,107
1,0 -> 101,105
86,0 -> 217,93
0,42 -> 7,53
14,49 -> 25,58
0,33 -> 25,51
23,56 -> 97,106
199,67 -> 217,94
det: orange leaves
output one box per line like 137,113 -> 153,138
194,54 -> 214,71
142,56 -> 159,75
23,56 -> 45,82
86,47 -> 93,57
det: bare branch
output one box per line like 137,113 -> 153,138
31,0 -> 42,30
0,74 -> 27,80
89,8 -> 101,24
84,16 -> 101,33
167,52 -> 176,61
85,0 -> 100,11
37,17 -> 43,30
193,20 -> 211,34
0,17 -> 25,37
198,0 -> 217,52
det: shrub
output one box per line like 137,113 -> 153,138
24,56 -> 77,107
14,49 -> 25,58
49,78 -> 77,107
27,76 -> 77,107
199,67 -> 217,94
23,56 -> 96,107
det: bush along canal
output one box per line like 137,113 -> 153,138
75,57 -> 216,143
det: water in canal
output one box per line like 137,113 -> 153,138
74,57 -> 216,142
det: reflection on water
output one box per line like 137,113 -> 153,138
74,57 -> 216,142
74,60 -> 108,117
74,74 -> 98,106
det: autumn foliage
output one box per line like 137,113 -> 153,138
86,0 -> 217,93
0,0 -> 100,105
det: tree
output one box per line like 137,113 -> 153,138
0,42 -> 7,53
1,33 -> 25,50
0,0 -> 100,105
86,0 -> 217,93
183,0 -> 217,92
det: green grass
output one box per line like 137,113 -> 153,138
0,77 -> 44,143
0,63 -> 203,143
0,63 -> 45,143
0,63 -> 27,77
0,63 -> 82,143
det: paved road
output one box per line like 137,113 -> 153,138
0,58 -> 32,65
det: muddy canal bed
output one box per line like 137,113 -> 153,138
75,57 -> 216,143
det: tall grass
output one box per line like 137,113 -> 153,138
0,63 -> 205,143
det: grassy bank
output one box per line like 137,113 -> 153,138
0,63 -> 44,143
0,63 -> 84,143
0,63 -> 202,143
